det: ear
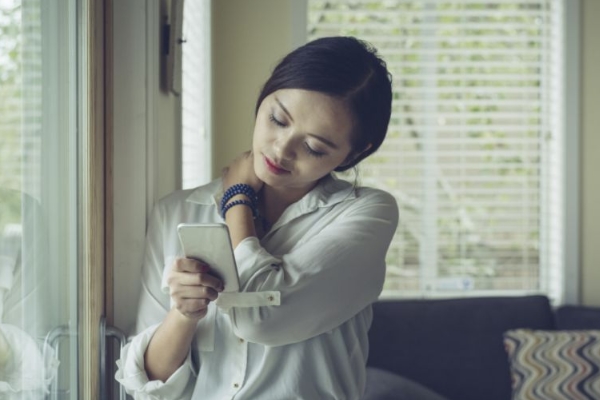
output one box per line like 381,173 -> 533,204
340,143 -> 373,168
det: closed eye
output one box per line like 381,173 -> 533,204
304,143 -> 326,158
269,114 -> 286,128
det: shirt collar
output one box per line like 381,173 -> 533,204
184,174 -> 357,225
259,174 -> 353,232
185,178 -> 223,206
297,174 -> 356,212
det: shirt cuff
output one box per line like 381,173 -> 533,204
215,291 -> 280,312
233,236 -> 282,287
115,324 -> 195,399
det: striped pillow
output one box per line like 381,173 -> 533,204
504,329 -> 600,400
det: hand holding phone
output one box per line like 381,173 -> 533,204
177,223 -> 240,292
167,257 -> 222,320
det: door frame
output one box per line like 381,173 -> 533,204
78,0 -> 110,398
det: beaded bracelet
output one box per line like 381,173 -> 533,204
220,183 -> 258,212
221,199 -> 257,219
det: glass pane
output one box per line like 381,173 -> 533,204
0,0 -> 79,399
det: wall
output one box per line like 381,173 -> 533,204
211,0 -> 600,306
211,0 -> 294,176
157,0 -> 181,199
581,0 -> 600,307
112,0 -> 180,333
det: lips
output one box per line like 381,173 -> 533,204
264,155 -> 290,175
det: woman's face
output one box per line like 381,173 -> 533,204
253,89 -> 356,194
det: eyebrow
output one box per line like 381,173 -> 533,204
275,98 -> 294,122
274,97 -> 339,149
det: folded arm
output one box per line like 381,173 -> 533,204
230,190 -> 399,346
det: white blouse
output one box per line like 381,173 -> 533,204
115,175 -> 399,400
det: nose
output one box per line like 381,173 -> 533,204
273,133 -> 296,161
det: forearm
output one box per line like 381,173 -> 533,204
224,195 -> 256,249
144,308 -> 197,382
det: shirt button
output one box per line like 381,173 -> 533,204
238,338 -> 244,343
267,295 -> 274,302
233,383 -> 240,389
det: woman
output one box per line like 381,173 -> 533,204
116,36 -> 399,400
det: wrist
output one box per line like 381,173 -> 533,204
222,199 -> 256,219
221,183 -> 259,219
171,306 -> 204,326
227,194 -> 251,203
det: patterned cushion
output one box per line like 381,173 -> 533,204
504,329 -> 600,400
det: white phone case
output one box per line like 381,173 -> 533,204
177,223 -> 240,292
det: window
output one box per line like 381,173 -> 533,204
308,0 -> 574,302
1,0 -> 84,396
181,0 -> 212,189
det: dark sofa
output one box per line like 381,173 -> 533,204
364,295 -> 600,400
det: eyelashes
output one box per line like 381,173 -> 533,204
303,143 -> 325,158
268,113 -> 326,158
269,114 -> 286,128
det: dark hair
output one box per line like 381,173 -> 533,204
255,36 -> 393,172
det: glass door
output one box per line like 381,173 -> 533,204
0,0 -> 106,398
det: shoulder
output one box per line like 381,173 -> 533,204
352,186 -> 398,219
334,184 -> 399,227
155,187 -> 196,208
355,185 -> 397,206
153,178 -> 221,215
320,175 -> 396,208
354,186 -> 399,226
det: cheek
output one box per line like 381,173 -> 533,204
305,159 -> 340,177
253,152 -> 262,173
253,119 -> 273,147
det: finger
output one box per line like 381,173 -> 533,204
173,258 -> 210,273
169,267 -> 222,288
177,298 -> 210,312
172,285 -> 220,302
167,271 -> 223,295
175,271 -> 224,291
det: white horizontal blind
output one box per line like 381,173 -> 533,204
308,0 -> 565,300
181,0 -> 211,189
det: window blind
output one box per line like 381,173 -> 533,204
181,0 -> 211,189
308,0 -> 565,301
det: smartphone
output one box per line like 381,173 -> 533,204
177,223 -> 240,292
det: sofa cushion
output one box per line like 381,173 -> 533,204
367,295 -> 555,400
555,305 -> 600,330
363,367 -> 450,400
504,329 -> 600,400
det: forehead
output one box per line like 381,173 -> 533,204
268,89 -> 355,143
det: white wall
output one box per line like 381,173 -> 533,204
112,0 -> 180,333
211,0 -> 295,176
